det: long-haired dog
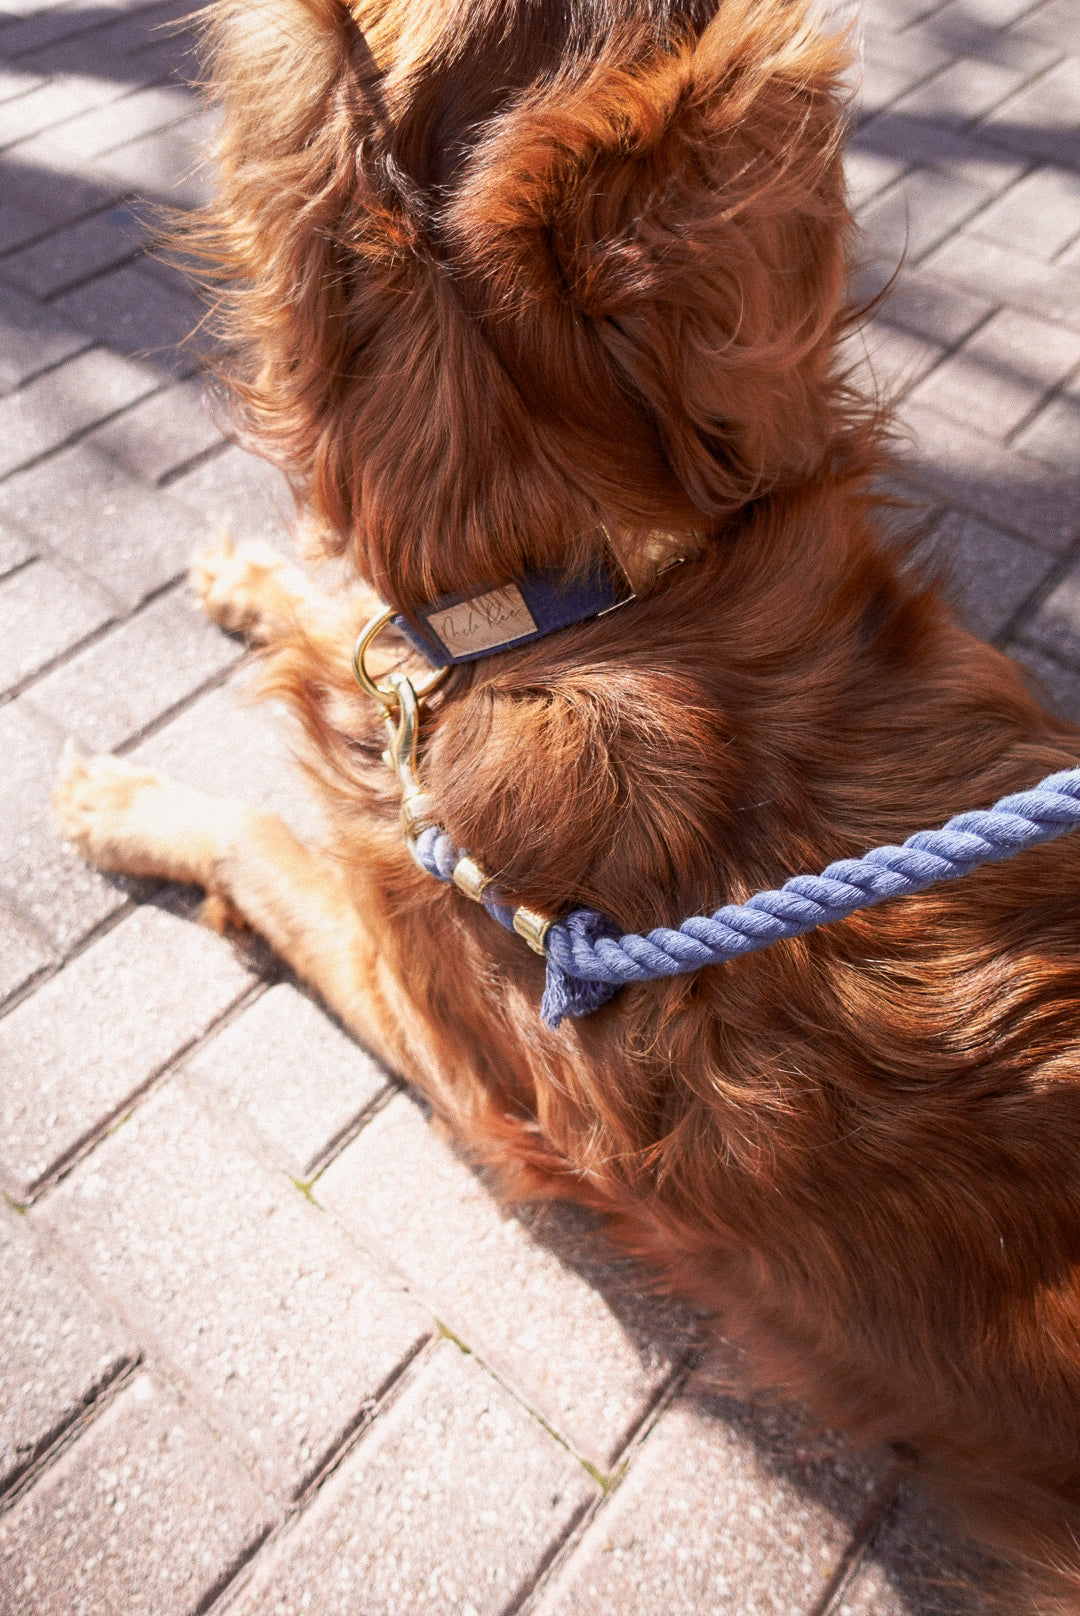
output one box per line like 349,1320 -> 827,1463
54,0 -> 1080,1604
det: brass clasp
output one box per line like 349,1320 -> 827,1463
351,604 -> 444,835
380,671 -> 436,837
352,607 -> 449,712
351,604 -> 552,956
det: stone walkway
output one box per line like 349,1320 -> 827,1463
0,1 -> 1077,1612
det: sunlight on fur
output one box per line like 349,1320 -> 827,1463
53,3 -> 1080,1606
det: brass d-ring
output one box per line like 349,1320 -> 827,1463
352,607 -> 450,711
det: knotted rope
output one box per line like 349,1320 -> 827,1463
411,769 -> 1080,1028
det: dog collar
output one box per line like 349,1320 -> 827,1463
349,547 -> 690,969
352,548 -> 691,708
389,563 -> 635,669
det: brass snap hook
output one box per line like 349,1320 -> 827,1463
353,607 -> 551,955
380,671 -> 436,839
352,607 -> 449,713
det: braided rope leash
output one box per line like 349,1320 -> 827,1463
351,630 -> 1080,1029
541,768 -> 1080,1025
412,769 -> 1080,1028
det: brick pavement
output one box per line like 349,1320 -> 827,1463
0,0 -> 1077,1610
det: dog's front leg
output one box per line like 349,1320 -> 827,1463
53,750 -> 398,1065
189,533 -> 379,647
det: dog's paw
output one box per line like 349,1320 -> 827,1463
55,744 -> 246,887
189,533 -> 290,642
53,744 -> 175,875
50,743 -> 204,885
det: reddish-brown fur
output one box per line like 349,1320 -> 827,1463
63,0 -> 1080,1602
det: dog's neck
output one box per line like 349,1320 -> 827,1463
390,525 -> 706,669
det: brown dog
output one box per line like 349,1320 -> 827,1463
54,0 -> 1080,1604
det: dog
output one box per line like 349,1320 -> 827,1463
53,0 -> 1080,1604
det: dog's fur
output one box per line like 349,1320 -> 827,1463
55,0 -> 1080,1603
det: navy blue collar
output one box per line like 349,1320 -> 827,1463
392,563 -> 635,669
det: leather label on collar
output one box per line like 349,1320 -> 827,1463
425,585 -> 538,657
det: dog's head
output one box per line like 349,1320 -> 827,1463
196,0 -> 856,608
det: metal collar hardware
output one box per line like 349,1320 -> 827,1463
352,607 -> 553,955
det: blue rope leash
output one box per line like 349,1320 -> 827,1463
411,768 -> 1080,1028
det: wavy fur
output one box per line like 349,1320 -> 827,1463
141,2 -> 1080,1604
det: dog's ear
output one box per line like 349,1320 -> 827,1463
451,0 -> 854,517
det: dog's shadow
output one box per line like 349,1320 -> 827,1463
459,1127 -> 999,1615
521,1191 -> 1000,1613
